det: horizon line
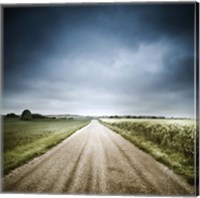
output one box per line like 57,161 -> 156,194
1,112 -> 194,119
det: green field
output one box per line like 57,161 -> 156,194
101,118 -> 198,185
3,117 -> 90,175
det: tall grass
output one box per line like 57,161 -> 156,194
101,118 -> 197,185
3,118 -> 90,175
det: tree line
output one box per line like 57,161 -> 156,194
5,109 -> 48,120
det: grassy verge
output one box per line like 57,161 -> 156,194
100,119 -> 197,185
3,118 -> 90,175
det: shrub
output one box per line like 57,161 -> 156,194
21,109 -> 32,121
6,113 -> 19,118
32,114 -> 46,119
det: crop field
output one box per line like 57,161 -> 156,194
101,118 -> 198,185
3,117 -> 90,175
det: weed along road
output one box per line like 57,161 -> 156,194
3,120 -> 194,195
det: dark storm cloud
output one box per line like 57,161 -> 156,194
156,52 -> 194,92
2,3 -> 195,117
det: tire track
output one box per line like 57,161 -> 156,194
104,129 -> 160,193
63,133 -> 89,192
46,129 -> 89,193
3,125 -> 90,193
84,155 -> 94,193
101,124 -> 194,195
2,120 -> 195,195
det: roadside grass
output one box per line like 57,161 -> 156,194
101,118 -> 197,185
3,118 -> 90,175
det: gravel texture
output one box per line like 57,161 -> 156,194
2,120 -> 195,195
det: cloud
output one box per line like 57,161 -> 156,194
3,4 -> 195,117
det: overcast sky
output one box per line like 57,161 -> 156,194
3,3 -> 195,117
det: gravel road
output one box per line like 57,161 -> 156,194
3,120 -> 194,195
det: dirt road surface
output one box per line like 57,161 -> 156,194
3,120 -> 194,195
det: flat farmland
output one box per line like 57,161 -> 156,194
3,117 -> 90,175
101,118 -> 198,185
3,120 -> 194,195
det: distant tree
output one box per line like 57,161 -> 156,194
32,113 -> 46,119
21,109 -> 32,120
6,113 -> 19,118
110,115 -> 119,118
